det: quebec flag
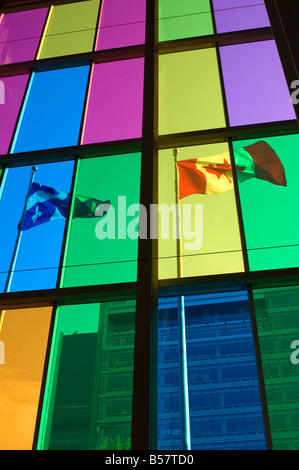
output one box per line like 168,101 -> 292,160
22,182 -> 70,231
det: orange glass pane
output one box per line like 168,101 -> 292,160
0,307 -> 52,450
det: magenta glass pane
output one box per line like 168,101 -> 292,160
0,8 -> 48,65
212,0 -> 270,33
219,40 -> 296,127
96,0 -> 146,50
82,58 -> 144,144
0,74 -> 29,155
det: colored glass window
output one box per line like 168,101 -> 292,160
60,153 -> 141,288
0,162 -> 74,293
11,66 -> 89,153
96,0 -> 146,50
158,143 -> 244,280
0,8 -> 48,65
220,40 -> 296,127
212,0 -> 270,33
159,49 -> 226,136
0,307 -> 52,450
158,292 -> 266,449
37,300 -> 136,450
158,0 -> 214,42
0,74 -> 29,155
232,133 -> 299,271
253,286 -> 299,450
82,58 -> 144,144
37,0 -> 100,59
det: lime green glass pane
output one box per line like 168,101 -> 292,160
61,153 -> 141,288
159,49 -> 226,135
158,0 -> 214,42
233,134 -> 299,271
253,286 -> 299,449
158,143 -> 244,279
37,300 -> 136,450
38,0 -> 100,59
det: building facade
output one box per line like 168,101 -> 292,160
0,0 -> 299,450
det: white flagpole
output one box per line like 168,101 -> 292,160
173,149 -> 191,450
4,166 -> 38,293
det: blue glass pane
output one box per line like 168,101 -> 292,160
11,66 -> 89,153
0,161 -> 74,292
158,291 -> 267,450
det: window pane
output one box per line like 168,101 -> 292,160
11,66 -> 89,153
96,0 -> 146,50
0,74 -> 29,155
232,134 -> 299,271
253,286 -> 299,450
212,0 -> 270,33
81,58 -> 144,144
158,292 -> 266,449
158,0 -> 214,42
159,49 -> 226,135
158,143 -> 244,279
37,300 -> 135,450
0,162 -> 74,292
37,0 -> 100,59
60,153 -> 141,288
219,41 -> 296,127
0,8 -> 48,65
0,307 -> 52,450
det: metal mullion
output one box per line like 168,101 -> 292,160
32,300 -> 58,450
131,0 -> 158,451
0,45 -> 145,78
0,282 -> 137,308
247,286 -> 273,450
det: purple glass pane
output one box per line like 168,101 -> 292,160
0,74 -> 29,155
220,40 -> 296,127
0,8 -> 48,65
82,58 -> 144,144
212,0 -> 270,33
96,0 -> 146,50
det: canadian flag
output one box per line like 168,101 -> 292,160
176,141 -> 287,200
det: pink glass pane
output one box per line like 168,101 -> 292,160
96,0 -> 146,50
82,58 -> 144,144
0,8 -> 48,65
0,74 -> 29,155
212,0 -> 270,33
220,40 -> 296,127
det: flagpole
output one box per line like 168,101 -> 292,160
174,148 -> 191,450
4,166 -> 38,294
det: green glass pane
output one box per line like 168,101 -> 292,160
159,49 -> 226,135
233,134 -> 299,271
158,143 -> 244,279
253,286 -> 299,450
61,153 -> 141,288
158,0 -> 214,42
37,0 -> 100,59
37,300 -> 136,450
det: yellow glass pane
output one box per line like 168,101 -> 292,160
159,49 -> 226,135
37,0 -> 100,59
158,143 -> 245,279
0,307 -> 52,450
